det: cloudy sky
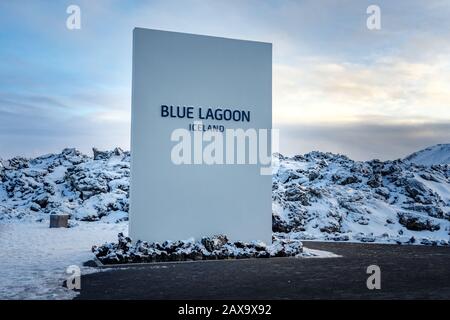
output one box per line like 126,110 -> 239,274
0,0 -> 449,160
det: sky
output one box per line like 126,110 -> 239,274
0,0 -> 449,160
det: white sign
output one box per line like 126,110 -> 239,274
129,28 -> 272,243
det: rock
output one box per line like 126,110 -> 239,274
1,146 -> 449,246
397,212 -> 440,231
284,186 -> 310,205
273,152 -> 286,161
331,234 -> 350,241
402,204 -> 444,219
404,178 -> 429,200
272,214 -> 293,233
278,170 -> 301,184
271,150 -> 449,245
32,194 -> 49,209
375,187 -> 390,199
420,238 -> 438,246
233,241 -> 246,249
332,172 -> 361,185
355,233 -> 376,242
92,148 -> 111,160
113,147 -> 124,156
256,251 -> 270,258
367,174 -> 382,188
381,162 -> 402,176
201,234 -> 228,252
117,232 -> 132,250
0,147 -> 131,222
268,239 -> 303,257
5,157 -> 29,170
419,173 -> 440,182
320,221 -> 341,233
308,171 -> 320,181
61,148 -> 80,156
30,203 -> 40,212
93,234 -> 304,265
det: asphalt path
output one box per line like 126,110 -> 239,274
76,241 -> 450,299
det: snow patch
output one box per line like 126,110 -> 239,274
405,144 -> 450,166
0,220 -> 126,299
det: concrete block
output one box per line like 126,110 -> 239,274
50,214 -> 69,228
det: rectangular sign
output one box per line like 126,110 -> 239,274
129,28 -> 272,244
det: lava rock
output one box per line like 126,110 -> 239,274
397,212 -> 440,231
201,234 -> 228,252
92,233 -> 303,265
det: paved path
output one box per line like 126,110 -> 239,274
76,242 -> 450,299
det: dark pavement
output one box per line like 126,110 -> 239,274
76,242 -> 450,299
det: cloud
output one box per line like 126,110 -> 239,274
0,107 -> 130,159
1,1 -> 450,159
0,90 -> 131,159
278,119 -> 450,161
273,53 -> 450,125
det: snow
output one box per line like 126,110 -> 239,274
0,147 -> 130,222
0,146 -> 449,299
417,174 -> 450,204
2,147 -> 449,246
0,220 -> 337,299
299,248 -> 341,258
405,144 -> 450,166
272,152 -> 450,245
0,219 -> 126,300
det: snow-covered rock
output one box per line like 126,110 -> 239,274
92,233 -> 303,264
1,146 -> 449,245
405,144 -> 450,166
272,151 -> 450,245
0,148 -> 130,223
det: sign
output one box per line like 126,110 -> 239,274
129,28 -> 272,243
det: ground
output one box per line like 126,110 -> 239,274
0,221 -> 126,299
77,242 -> 450,300
0,220 -> 330,299
1,220 -> 449,300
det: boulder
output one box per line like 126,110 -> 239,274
397,212 -> 440,231
201,234 -> 228,252
93,148 -> 111,160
